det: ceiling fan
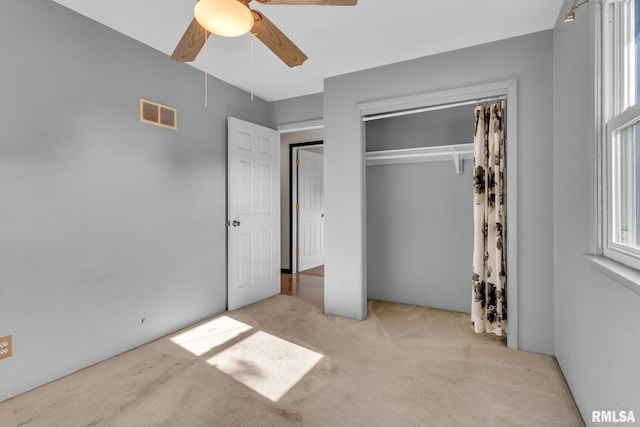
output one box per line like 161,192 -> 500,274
171,0 -> 357,68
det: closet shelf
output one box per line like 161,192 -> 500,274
366,143 -> 473,175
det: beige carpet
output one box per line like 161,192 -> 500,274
2,295 -> 584,426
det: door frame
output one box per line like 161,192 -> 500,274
277,119 -> 324,276
290,142 -> 324,274
357,80 -> 519,349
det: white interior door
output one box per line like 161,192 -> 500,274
227,117 -> 280,311
297,149 -> 324,272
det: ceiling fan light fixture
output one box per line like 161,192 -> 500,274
194,0 -> 254,37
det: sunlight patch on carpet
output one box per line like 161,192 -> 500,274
206,330 -> 324,402
170,316 -> 253,356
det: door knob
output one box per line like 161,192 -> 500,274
232,220 -> 241,227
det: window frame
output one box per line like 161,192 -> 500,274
602,0 -> 640,270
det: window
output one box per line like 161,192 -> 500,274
603,0 -> 640,268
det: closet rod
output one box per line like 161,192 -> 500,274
362,95 -> 507,122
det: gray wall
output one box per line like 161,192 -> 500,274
366,105 -> 475,151
366,106 -> 474,312
0,0 -> 272,402
271,93 -> 323,126
553,1 -> 640,422
323,31 -> 555,354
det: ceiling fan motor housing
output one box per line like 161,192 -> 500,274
194,0 -> 254,37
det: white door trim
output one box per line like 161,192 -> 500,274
277,119 -> 323,133
356,80 -> 520,350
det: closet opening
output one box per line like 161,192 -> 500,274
357,80 -> 518,349
279,125 -> 325,304
365,103 -> 477,315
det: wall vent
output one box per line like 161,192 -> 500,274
140,98 -> 177,130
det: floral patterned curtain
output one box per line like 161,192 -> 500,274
471,101 -> 507,336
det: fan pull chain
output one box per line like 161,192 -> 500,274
250,33 -> 255,101
204,30 -> 209,107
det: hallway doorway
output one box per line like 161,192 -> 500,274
279,125 -> 325,304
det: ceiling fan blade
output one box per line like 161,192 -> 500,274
251,11 -> 308,67
254,0 -> 356,4
171,18 -> 211,62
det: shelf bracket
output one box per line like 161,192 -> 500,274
452,149 -> 463,176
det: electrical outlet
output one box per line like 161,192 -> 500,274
0,335 -> 13,360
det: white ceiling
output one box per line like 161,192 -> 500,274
50,0 -> 564,102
